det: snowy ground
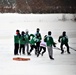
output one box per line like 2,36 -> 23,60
0,13 -> 76,75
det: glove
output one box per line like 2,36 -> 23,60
58,39 -> 60,42
53,42 -> 56,47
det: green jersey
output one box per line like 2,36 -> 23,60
35,32 -> 42,42
29,37 -> 37,45
44,35 -> 54,46
58,36 -> 68,44
14,35 -> 20,44
20,35 -> 25,45
24,34 -> 30,44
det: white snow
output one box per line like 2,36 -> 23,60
0,13 -> 76,75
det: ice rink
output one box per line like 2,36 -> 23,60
0,13 -> 76,75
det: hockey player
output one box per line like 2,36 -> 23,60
24,30 -> 30,55
44,31 -> 56,60
14,29 -> 21,55
29,34 -> 37,55
19,31 -> 25,55
35,28 -> 42,55
37,35 -> 47,57
58,31 -> 70,54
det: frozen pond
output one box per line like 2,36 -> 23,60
0,13 -> 76,75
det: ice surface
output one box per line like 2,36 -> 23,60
0,13 -> 76,75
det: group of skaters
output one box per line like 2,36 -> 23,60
14,28 -> 71,60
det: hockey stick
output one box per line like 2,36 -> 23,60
55,47 -> 61,50
69,46 -> 76,51
54,47 -> 66,52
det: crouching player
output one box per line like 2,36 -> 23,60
37,35 -> 47,57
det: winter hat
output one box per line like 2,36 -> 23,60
21,31 -> 25,35
48,31 -> 51,35
37,28 -> 40,32
63,31 -> 66,36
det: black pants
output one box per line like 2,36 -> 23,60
19,44 -> 25,55
60,43 -> 69,53
39,46 -> 46,55
14,43 -> 19,55
36,42 -> 40,55
30,45 -> 37,53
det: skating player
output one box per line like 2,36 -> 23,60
35,28 -> 42,55
58,31 -> 70,54
37,35 -> 47,57
29,34 -> 37,55
19,31 -> 25,55
14,30 -> 21,55
44,31 -> 56,60
24,30 -> 30,55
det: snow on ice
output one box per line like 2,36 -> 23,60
0,13 -> 76,75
